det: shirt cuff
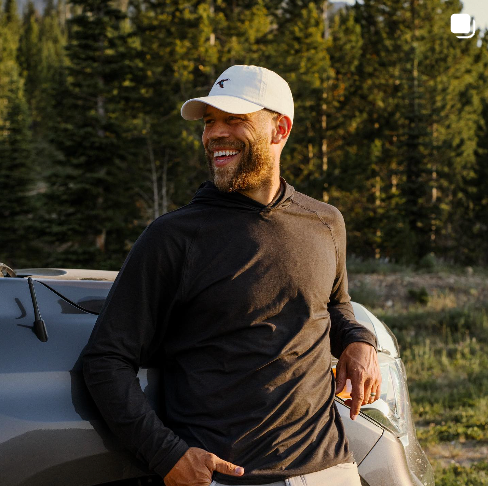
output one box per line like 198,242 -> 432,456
151,438 -> 190,479
341,331 -> 378,354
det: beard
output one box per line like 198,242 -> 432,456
205,136 -> 274,193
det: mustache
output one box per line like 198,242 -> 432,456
207,139 -> 245,151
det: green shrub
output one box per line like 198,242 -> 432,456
408,287 -> 430,305
418,253 -> 438,271
435,461 -> 488,485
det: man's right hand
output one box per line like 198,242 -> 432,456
164,447 -> 245,486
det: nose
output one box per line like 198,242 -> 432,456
204,119 -> 230,141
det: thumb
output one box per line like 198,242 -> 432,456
335,363 -> 347,394
212,456 -> 245,477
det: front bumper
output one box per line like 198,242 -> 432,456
336,400 -> 434,486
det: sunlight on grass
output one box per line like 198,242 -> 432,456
382,306 -> 488,446
352,266 -> 488,485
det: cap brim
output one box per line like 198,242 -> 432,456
181,95 -> 264,120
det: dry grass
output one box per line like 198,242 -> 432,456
348,265 -> 488,485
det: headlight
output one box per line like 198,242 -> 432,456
333,354 -> 409,437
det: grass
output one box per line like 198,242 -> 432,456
382,306 -> 488,444
434,461 -> 488,485
347,254 -> 488,277
346,255 -> 412,275
349,281 -> 382,308
349,263 -> 488,485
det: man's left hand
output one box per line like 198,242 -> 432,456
335,342 -> 381,420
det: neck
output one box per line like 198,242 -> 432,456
238,175 -> 282,205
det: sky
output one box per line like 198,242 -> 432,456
461,0 -> 488,31
340,0 -> 488,32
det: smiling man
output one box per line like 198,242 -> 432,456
83,65 -> 381,486
202,106 -> 284,203
204,107 -> 277,195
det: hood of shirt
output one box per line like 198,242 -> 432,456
189,178 -> 295,212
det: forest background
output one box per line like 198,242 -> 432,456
0,0 -> 487,270
2,1 -> 488,484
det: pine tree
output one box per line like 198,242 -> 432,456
0,1 -> 35,267
123,0 -> 200,220
17,0 -> 42,125
325,6 -> 381,260
416,0 -> 483,264
446,35 -> 488,265
216,0 -> 271,67
472,97 -> 488,265
0,76 -> 34,268
44,0 -> 140,269
343,0 -> 416,261
123,0 -> 281,221
0,0 -> 21,89
325,0 -> 485,264
266,1 -> 332,200
37,0 -> 68,135
2,0 -> 19,24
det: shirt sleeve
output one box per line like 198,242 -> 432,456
83,218 -> 189,479
327,208 -> 377,359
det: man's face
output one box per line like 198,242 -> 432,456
202,106 -> 276,193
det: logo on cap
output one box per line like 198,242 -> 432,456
216,78 -> 230,88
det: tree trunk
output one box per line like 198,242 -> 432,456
162,150 -> 168,215
145,119 -> 159,220
321,1 -> 329,202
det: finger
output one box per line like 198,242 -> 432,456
362,379 -> 373,406
335,362 -> 347,394
350,376 -> 365,420
208,454 -> 245,476
370,382 -> 381,403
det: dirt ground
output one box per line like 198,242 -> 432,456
348,271 -> 488,311
424,441 -> 488,468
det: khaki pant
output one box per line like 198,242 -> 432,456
211,462 -> 362,486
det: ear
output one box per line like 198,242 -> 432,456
271,115 -> 292,144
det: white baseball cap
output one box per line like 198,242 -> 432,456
181,65 -> 294,123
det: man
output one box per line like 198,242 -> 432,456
83,65 -> 381,486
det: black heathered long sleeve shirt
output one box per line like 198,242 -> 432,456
83,179 -> 377,484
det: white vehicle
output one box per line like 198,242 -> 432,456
0,266 -> 434,486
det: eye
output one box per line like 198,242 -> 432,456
203,119 -> 214,126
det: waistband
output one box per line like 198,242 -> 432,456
212,462 -> 360,486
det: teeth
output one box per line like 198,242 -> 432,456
214,150 -> 239,157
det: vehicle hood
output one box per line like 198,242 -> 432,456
13,270 -> 399,357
